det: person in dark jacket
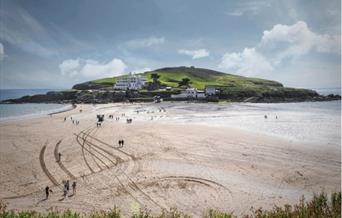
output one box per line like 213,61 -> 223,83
45,186 -> 52,199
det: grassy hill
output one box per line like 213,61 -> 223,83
89,66 -> 318,100
93,66 -> 283,90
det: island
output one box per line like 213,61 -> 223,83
2,66 -> 340,104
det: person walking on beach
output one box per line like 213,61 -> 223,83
64,117 -> 66,122
57,152 -> 62,162
66,180 -> 70,192
63,186 -> 67,198
72,181 -> 77,195
45,186 -> 52,199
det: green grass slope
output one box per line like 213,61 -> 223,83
146,67 -> 283,90
93,66 -> 283,89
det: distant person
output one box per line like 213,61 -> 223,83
57,152 -> 62,162
72,181 -> 77,195
64,117 -> 66,122
45,186 -> 52,199
276,115 -> 278,119
63,186 -> 68,198
65,180 -> 70,192
264,115 -> 268,119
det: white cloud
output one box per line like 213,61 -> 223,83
227,11 -> 243,16
178,49 -> 210,59
227,1 -> 271,16
260,21 -> 340,60
219,21 -> 340,76
59,59 -> 80,77
0,42 -> 4,60
126,37 -> 165,48
131,67 -> 151,74
219,48 -> 273,76
59,58 -> 127,79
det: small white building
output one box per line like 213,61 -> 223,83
114,73 -> 147,90
171,88 -> 205,99
205,86 -> 217,96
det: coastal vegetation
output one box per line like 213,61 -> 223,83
0,192 -> 340,218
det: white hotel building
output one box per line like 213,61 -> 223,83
113,73 -> 147,90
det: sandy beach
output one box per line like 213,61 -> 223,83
0,102 -> 340,217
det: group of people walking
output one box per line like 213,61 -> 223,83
72,120 -> 80,125
44,180 -> 76,200
63,180 -> 77,198
118,139 -> 124,147
64,116 -> 80,125
108,114 -> 121,121
264,115 -> 278,119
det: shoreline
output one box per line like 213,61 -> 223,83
48,103 -> 76,115
0,103 -> 74,123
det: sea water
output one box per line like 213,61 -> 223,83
0,89 -> 72,121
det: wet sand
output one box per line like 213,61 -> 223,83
0,102 -> 340,217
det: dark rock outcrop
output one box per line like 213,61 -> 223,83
72,81 -> 111,90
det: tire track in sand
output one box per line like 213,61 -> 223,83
54,139 -> 76,179
75,127 -> 97,173
75,127 -> 110,171
39,141 -> 59,186
79,125 -> 166,211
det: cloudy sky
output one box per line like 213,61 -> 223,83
0,0 -> 340,89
